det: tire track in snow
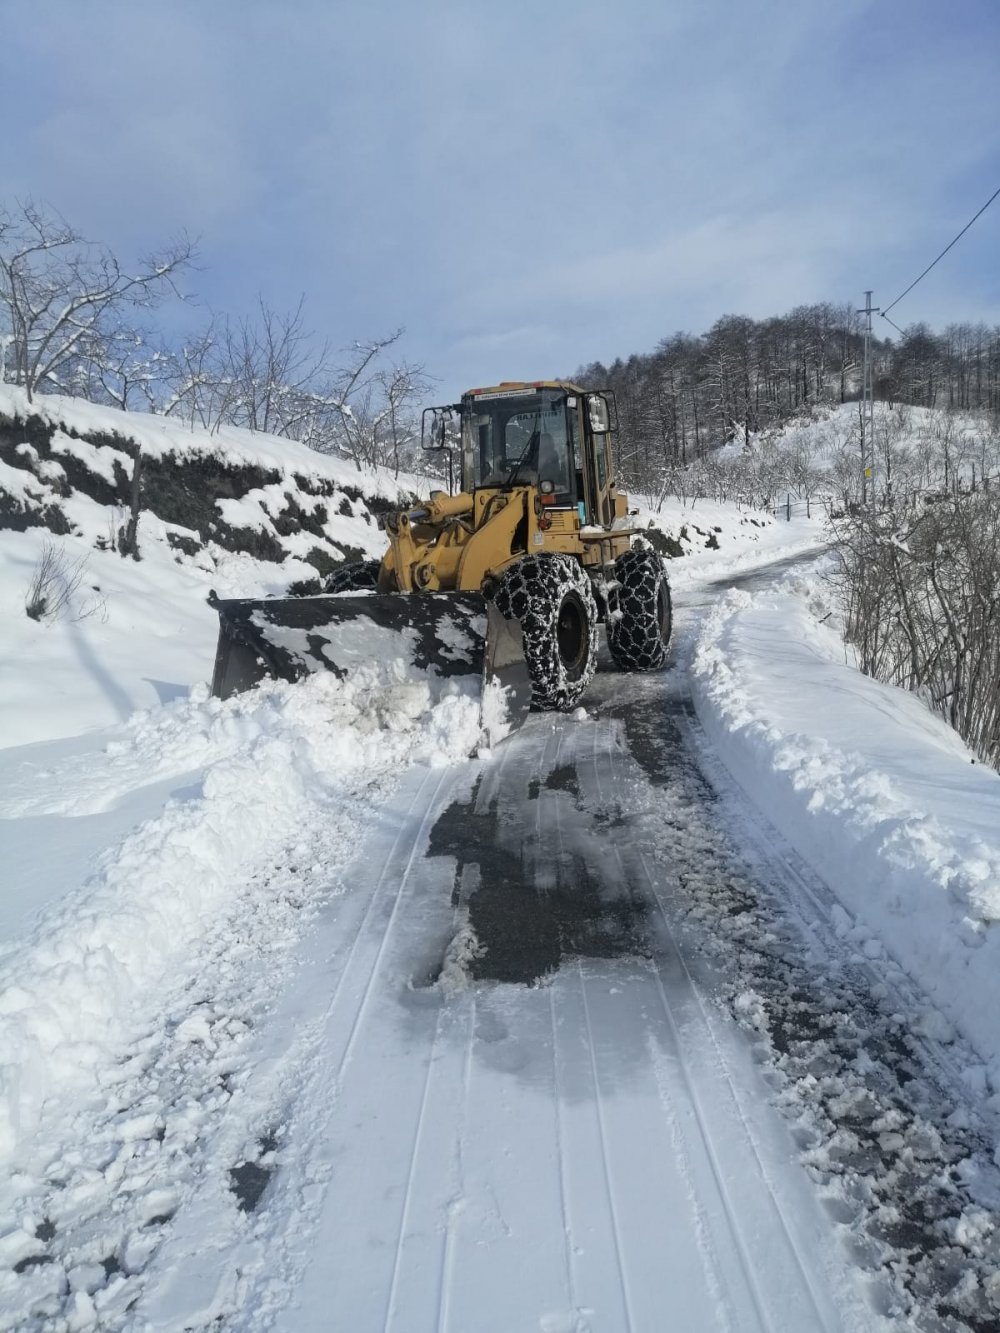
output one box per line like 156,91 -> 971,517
434,722 -> 531,1328
544,730 -> 584,1328
597,660 -> 1000,1329
607,741 -> 835,1329
575,960 -> 637,1333
320,764 -> 455,1078
383,1001 -> 447,1333
546,720 -> 723,1333
636,847 -> 834,1333
532,724 -> 596,1333
547,986 -> 580,1326
434,995 -> 475,1333
584,721 -> 779,1333
418,708 -> 861,1332
575,723 -> 730,1329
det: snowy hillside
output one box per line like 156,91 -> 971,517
0,387 -> 798,749
0,388 -> 431,747
719,400 -> 1000,500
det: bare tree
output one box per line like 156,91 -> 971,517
830,491 -> 1000,769
158,318 -> 227,428
0,199 -> 194,402
308,331 -> 430,471
66,323 -> 168,411
24,539 -> 96,621
326,331 -> 404,468
372,359 -> 432,476
211,296 -> 331,437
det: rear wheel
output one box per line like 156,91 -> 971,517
606,542 -> 672,672
492,554 -> 597,710
324,559 -> 381,593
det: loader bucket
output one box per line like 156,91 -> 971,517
209,591 -> 531,734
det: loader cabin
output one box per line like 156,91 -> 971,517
422,382 -> 621,529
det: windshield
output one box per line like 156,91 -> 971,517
461,391 -> 574,497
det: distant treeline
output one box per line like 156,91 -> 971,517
578,306 -> 1000,486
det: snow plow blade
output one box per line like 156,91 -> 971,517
209,591 -> 531,731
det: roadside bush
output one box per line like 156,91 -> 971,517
24,540 -> 101,622
830,492 -> 1000,769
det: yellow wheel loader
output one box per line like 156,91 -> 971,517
210,381 -> 671,724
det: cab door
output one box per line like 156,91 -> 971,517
580,391 -> 617,528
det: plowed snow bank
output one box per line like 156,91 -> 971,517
691,570 -> 1000,1085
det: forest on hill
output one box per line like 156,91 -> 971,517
579,305 -> 1000,491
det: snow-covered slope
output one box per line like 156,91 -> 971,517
718,400 -> 999,495
0,387 -> 422,747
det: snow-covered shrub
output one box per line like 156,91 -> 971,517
830,491 -> 1000,769
24,539 -> 90,622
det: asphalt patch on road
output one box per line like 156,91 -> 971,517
427,769 -> 649,986
230,1162 -> 271,1213
229,1128 -> 280,1213
542,764 -> 579,796
600,689 -> 717,803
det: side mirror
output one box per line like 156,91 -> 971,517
587,393 -> 611,434
421,405 -> 458,450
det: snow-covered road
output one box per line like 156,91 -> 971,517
4,549 -> 1000,1331
202,710 -> 865,1333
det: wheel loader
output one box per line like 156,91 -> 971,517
210,381 -> 671,728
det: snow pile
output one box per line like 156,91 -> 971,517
0,669 -> 485,1171
690,568 -> 1000,1076
633,496 -> 822,578
654,504 -> 825,588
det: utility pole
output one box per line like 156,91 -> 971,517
857,291 -> 881,505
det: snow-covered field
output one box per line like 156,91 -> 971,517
4,390 -> 1000,1329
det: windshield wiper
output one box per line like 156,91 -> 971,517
504,429 -> 539,490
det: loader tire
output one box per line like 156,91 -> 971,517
324,559 -> 380,593
606,542 -> 672,672
493,554 -> 597,711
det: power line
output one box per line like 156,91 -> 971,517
882,183 -> 1000,316
880,312 -> 907,337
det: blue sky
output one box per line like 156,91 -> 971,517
2,0 -> 998,401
